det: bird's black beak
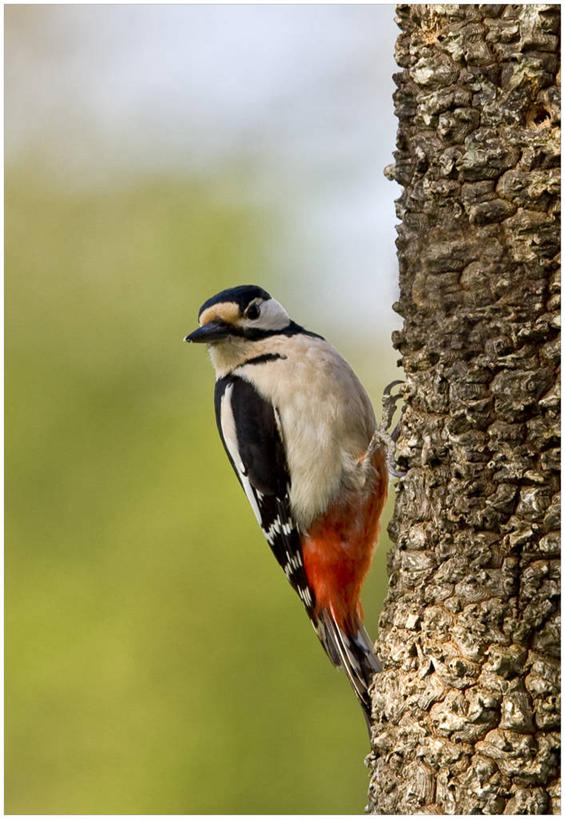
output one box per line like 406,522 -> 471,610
184,319 -> 231,343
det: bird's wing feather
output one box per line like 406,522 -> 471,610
214,374 -> 315,614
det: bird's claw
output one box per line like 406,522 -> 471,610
369,427 -> 407,479
375,380 -> 407,478
382,379 -> 405,433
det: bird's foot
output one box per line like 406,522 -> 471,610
382,379 -> 405,435
369,427 -> 406,478
369,380 -> 407,478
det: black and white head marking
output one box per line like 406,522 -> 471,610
198,285 -> 271,320
193,284 -> 323,342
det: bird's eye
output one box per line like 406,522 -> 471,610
245,303 -> 260,321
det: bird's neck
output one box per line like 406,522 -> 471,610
208,335 -> 276,378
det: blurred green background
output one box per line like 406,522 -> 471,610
6,6 -> 400,815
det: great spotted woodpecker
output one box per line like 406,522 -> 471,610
185,285 -> 390,723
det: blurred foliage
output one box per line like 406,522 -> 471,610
6,170 -> 396,814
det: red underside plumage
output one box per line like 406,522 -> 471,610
302,448 -> 388,629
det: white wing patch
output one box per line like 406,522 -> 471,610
220,383 -> 262,526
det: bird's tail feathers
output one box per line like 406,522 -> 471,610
315,609 -> 380,721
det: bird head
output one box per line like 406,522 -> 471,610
184,285 -> 292,344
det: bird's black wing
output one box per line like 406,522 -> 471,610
214,374 -> 315,614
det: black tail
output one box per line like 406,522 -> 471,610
315,609 -> 380,729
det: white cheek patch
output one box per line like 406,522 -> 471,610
260,298 -> 290,330
242,298 -> 289,332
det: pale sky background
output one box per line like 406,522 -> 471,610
6,4 -> 401,341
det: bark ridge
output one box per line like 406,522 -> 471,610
368,5 -> 560,814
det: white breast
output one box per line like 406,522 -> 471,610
235,335 -> 376,530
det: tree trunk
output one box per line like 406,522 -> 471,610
368,5 -> 560,814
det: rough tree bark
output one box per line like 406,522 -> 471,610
368,5 -> 560,814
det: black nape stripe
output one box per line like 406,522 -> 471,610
242,353 -> 287,367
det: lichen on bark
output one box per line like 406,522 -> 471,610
368,5 -> 560,814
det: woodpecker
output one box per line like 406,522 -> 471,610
185,284 -> 389,724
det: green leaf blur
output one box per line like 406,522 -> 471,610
6,171 -> 396,814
